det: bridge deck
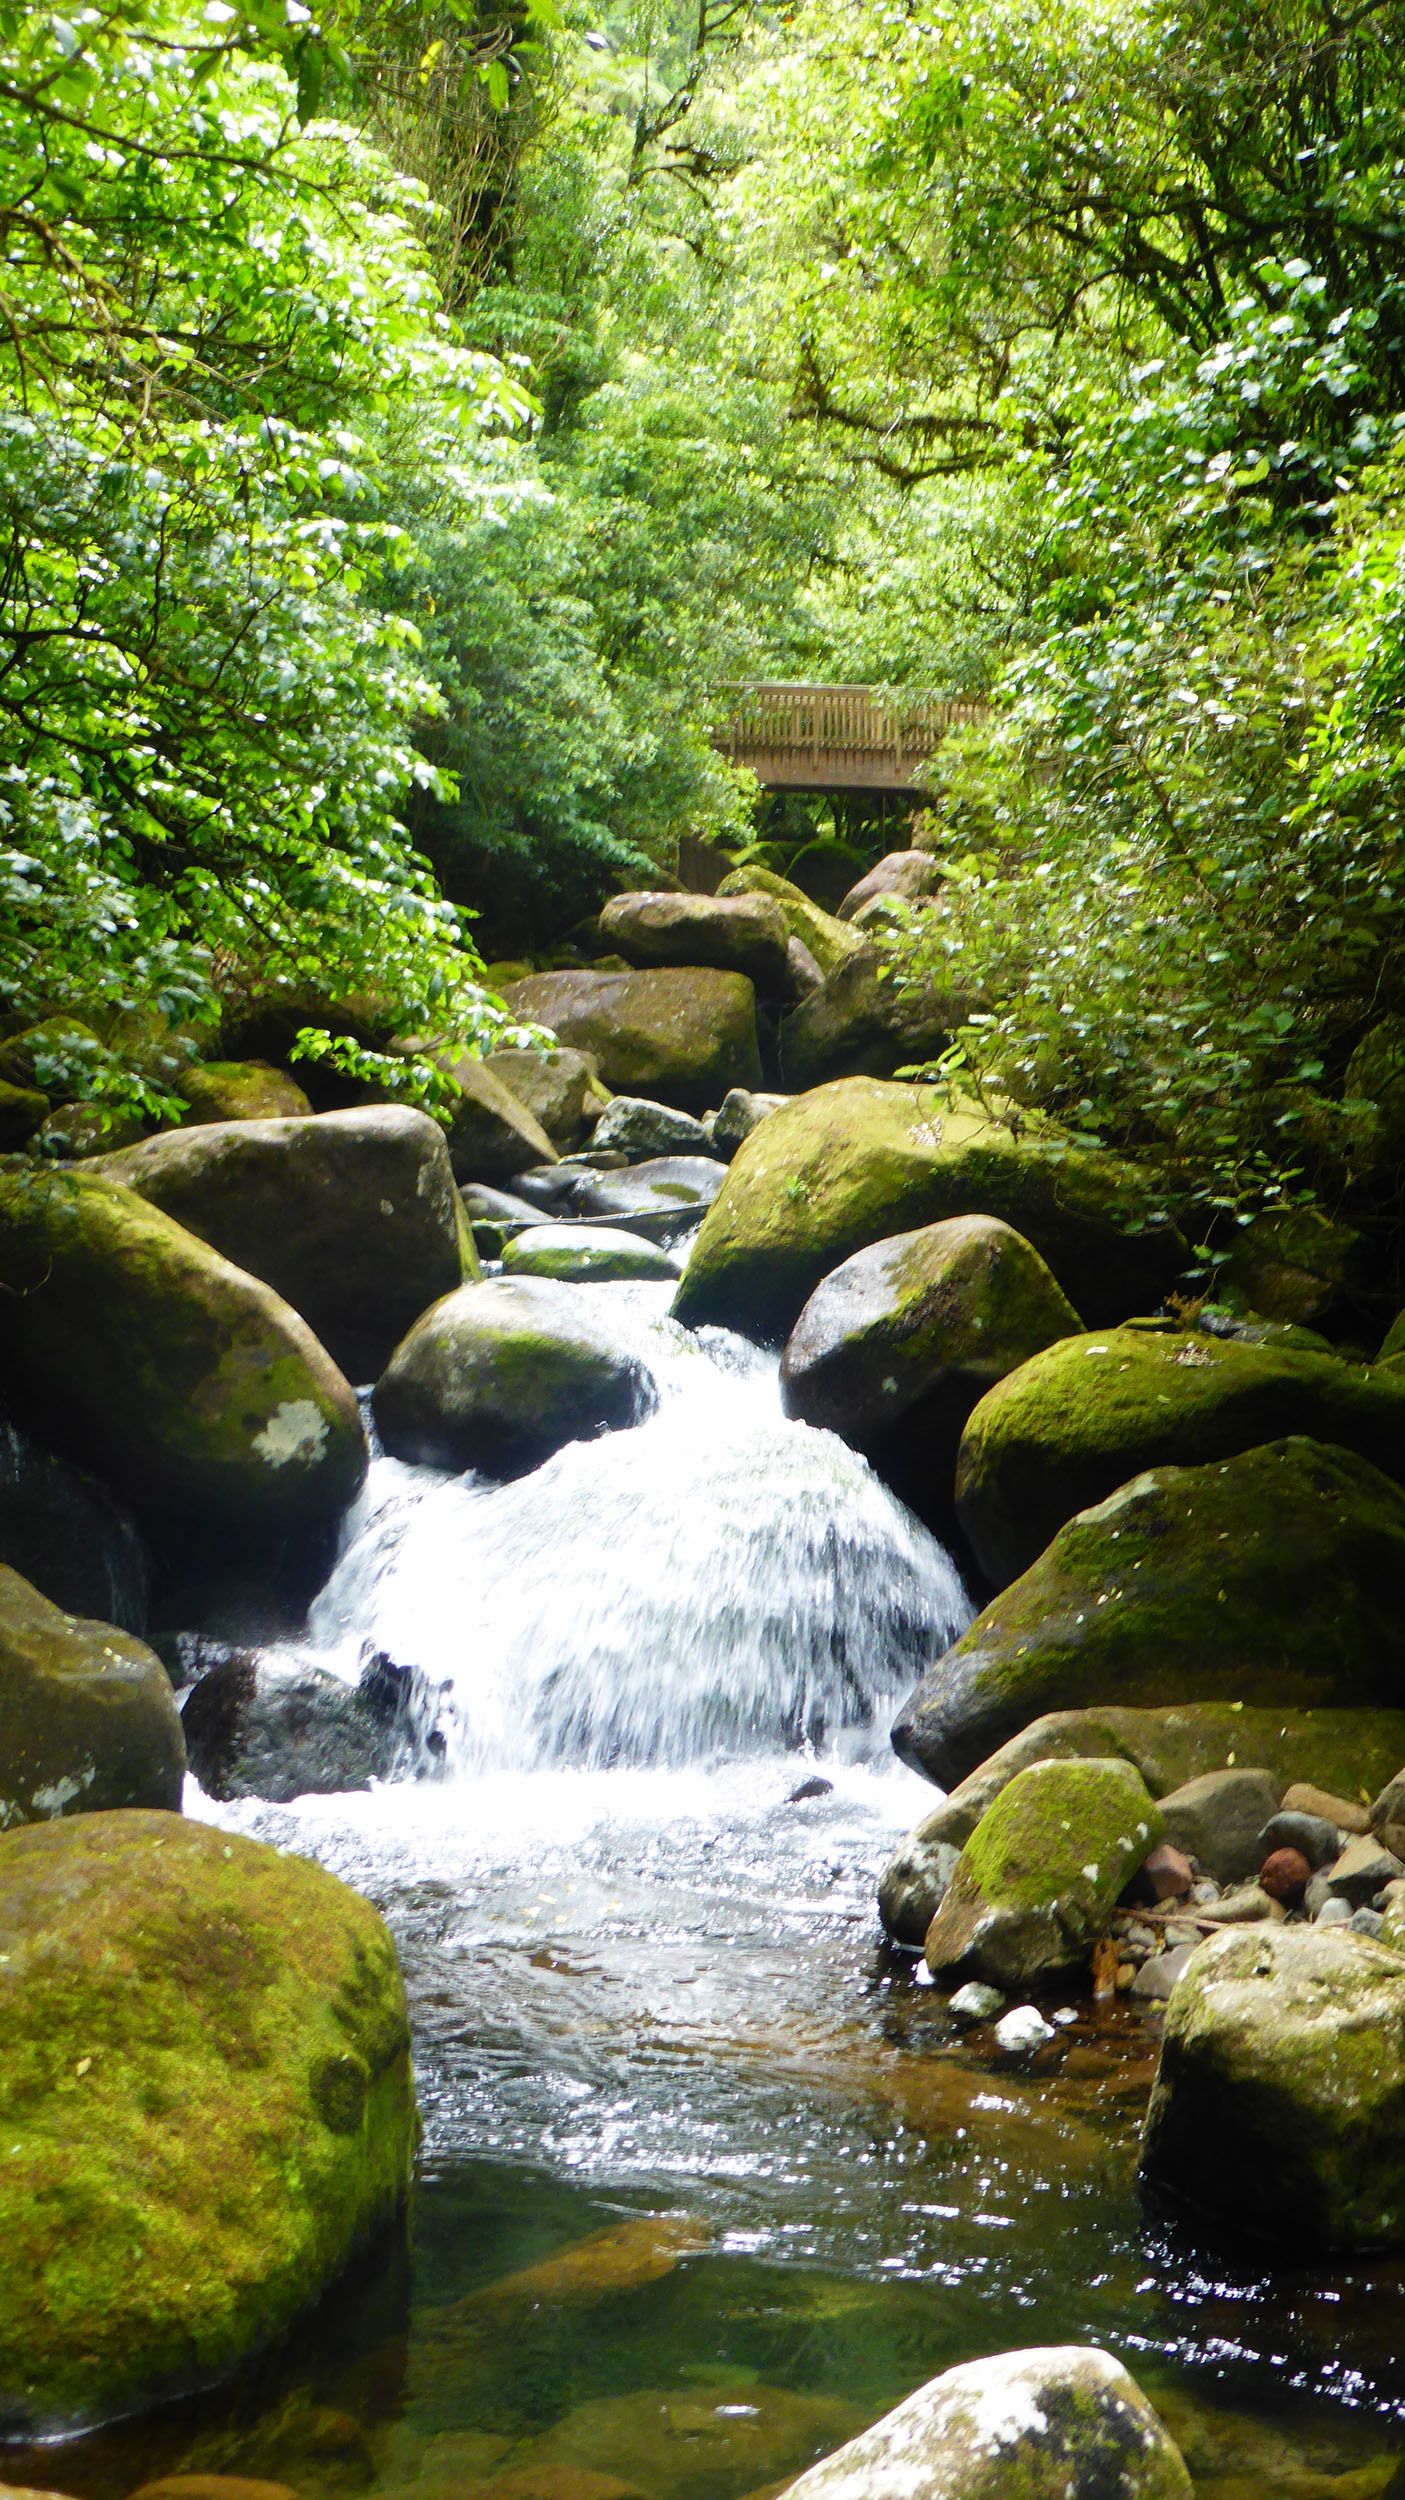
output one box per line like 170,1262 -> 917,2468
714,683 -> 984,793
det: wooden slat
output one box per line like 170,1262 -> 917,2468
713,684 -> 985,791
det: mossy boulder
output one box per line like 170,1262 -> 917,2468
922,1756 -> 1162,1986
0,1566 -> 184,1831
0,1810 -> 416,2434
0,1079 -> 48,1149
372,1277 -> 658,1476
500,1225 -> 679,1283
956,1325 -> 1405,1587
896,1439 -> 1405,1790
485,1047 -> 605,1151
429,1051 -> 560,1182
0,1017 -> 103,1096
780,1214 -> 1081,1513
1142,1924 -> 1405,2250
0,1416 -> 148,1631
598,891 -> 791,991
178,1062 -> 313,1124
1218,1205 -> 1369,1330
777,2346 -> 1192,2500
777,945 -> 967,1087
715,867 -> 865,976
673,1080 -> 1184,1343
879,1702 -> 1405,1945
0,1168 -> 365,1540
503,968 -> 763,1112
97,1106 -> 475,1381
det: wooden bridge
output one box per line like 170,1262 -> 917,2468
713,684 -> 985,794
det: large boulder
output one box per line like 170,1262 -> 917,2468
836,850 -> 946,922
503,969 -> 762,1112
372,1278 -> 658,1477
921,1756 -> 1162,1987
591,1097 -> 714,1162
775,2346 -> 1191,2500
0,1812 -> 415,2434
0,1416 -> 147,1630
0,1567 -> 184,1830
894,1440 -> 1405,1789
0,1170 -> 365,1541
572,1156 -> 726,1238
485,1047 -> 605,1151
1141,1924 -> 1405,2251
96,1106 -> 475,1380
673,1080 -> 1184,1343
715,867 -> 866,976
780,1215 -> 1081,1511
956,1325 -> 1405,1587
879,1701 -> 1405,1944
597,891 -> 791,990
777,945 -> 965,1087
181,1648 -> 421,1803
177,1062 -> 312,1124
432,1052 -> 561,1181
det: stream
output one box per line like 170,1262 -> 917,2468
18,1283 -> 1405,2498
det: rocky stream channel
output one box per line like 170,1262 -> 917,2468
7,876 -> 1405,2500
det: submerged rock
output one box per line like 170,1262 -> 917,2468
372,1278 -> 658,1477
673,1079 -> 1183,1343
503,968 -> 763,1111
897,1440 -> 1405,1788
774,2345 -> 1192,2500
956,1325 -> 1405,1589
500,2379 -> 859,2500
97,1105 -> 475,1380
0,1811 -> 416,2434
1142,1924 -> 1405,2250
0,1169 -> 366,1543
181,1646 -> 419,1803
923,1756 -> 1162,1987
0,1566 -> 184,1829
598,890 -> 792,990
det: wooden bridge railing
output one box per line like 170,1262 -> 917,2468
712,683 -> 985,793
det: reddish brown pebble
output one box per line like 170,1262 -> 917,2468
1259,1845 -> 1312,1906
1124,1842 -> 1195,1907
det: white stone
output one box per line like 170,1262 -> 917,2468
993,2005 -> 1055,2054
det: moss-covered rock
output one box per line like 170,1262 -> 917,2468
673,1080 -> 1185,1343
777,944 -> 967,1088
485,1048 -> 605,1151
0,1810 -> 416,2434
0,1017 -> 102,1096
503,968 -> 762,1111
780,1214 -> 1081,1512
373,1277 -> 658,1476
922,1756 -> 1162,1985
598,891 -> 792,991
181,1648 -> 416,1803
0,1168 -> 365,1540
0,1567 -> 184,1830
956,1326 -> 1405,1587
775,2346 -> 1192,2500
1218,1205 -> 1369,1330
500,1225 -> 679,1283
0,1079 -> 48,1149
715,867 -> 866,976
178,1062 -> 312,1124
879,1703 -> 1405,1945
431,1052 -> 560,1182
97,1106 -> 474,1381
1141,1924 -> 1405,2250
897,1439 -> 1405,1789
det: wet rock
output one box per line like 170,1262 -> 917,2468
598,890 -> 791,990
710,1088 -> 789,1156
894,1440 -> 1405,1789
956,1326 -> 1405,1590
0,1566 -> 184,1829
1142,1924 -> 1405,2249
486,1048 -> 604,1152
0,1415 -> 148,1631
503,968 -> 763,1112
1161,1770 -> 1287,1884
1325,1833 -> 1405,1905
787,1775 -> 835,1803
1124,1842 -> 1195,1906
504,2380 -> 859,2500
462,1183 -> 544,1230
0,1810 -> 415,2433
774,2345 -> 1192,2500
500,1225 -> 680,1283
1259,1846 -> 1312,1906
180,1647 -> 420,1803
1286,1782 -> 1371,1832
590,1097 -> 713,1162
922,1756 -> 1162,1988
454,2215 -> 711,2317
948,1980 -> 1004,2021
573,1156 -> 725,1238
674,1079 -> 1184,1343
1259,1809 -> 1342,1868
177,1062 -> 312,1123
0,1168 -> 366,1544
837,850 -> 945,921
780,1214 -> 1081,1511
777,944 -> 966,1088
431,1054 -> 560,1184
992,2004 -> 1056,2054
97,1106 -> 475,1380
372,1278 -> 657,1477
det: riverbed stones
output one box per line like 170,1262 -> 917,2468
0,1567 -> 184,1829
177,1061 -> 313,1124
956,1325 -> 1405,1588
774,2345 -> 1192,2500
590,1097 -> 713,1161
1160,1770 -> 1287,1884
896,1440 -> 1405,1789
779,1214 -> 1081,1507
372,1278 -> 658,1476
1141,1924 -> 1405,2250
503,968 -> 763,1111
96,1105 -> 475,1380
598,890 -> 792,990
500,1225 -> 679,1283
571,1156 -> 725,1238
922,1757 -> 1162,1987
0,1168 -> 366,1541
710,1087 -> 788,1155
673,1079 -> 1183,1342
485,1048 -> 604,1152
0,1810 -> 416,2433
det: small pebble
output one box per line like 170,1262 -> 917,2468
993,2005 -> 1055,2054
1115,1963 -> 1135,1991
1351,1907 -> 1386,1939
913,1959 -> 936,1988
1315,1895 -> 1353,1927
949,1981 -> 1005,2023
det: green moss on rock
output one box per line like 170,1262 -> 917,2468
372,1276 -> 658,1475
715,867 -> 865,976
0,1566 -> 184,1830
923,1756 -> 1162,1985
503,968 -> 762,1112
0,1811 -> 416,2434
178,1062 -> 313,1124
